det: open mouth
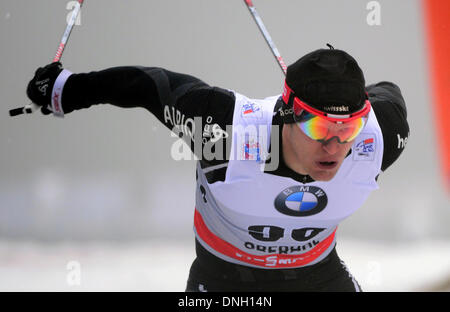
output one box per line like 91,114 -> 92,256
316,161 -> 338,170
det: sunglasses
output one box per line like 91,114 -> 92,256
282,82 -> 371,144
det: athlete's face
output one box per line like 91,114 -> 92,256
282,123 -> 354,181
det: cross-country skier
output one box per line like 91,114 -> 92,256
26,47 -> 409,291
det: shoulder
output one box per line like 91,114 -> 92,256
367,81 -> 410,172
179,85 -> 236,127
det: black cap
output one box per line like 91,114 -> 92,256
284,48 -> 366,116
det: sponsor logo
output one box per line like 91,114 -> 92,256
36,78 -> 50,96
355,138 -> 374,156
397,133 -> 408,149
244,240 -> 320,254
164,106 -> 196,142
278,107 -> 293,116
52,92 -> 61,113
353,134 -> 376,161
274,186 -> 328,217
323,105 -> 349,112
241,102 -> 262,117
203,123 -> 228,142
265,255 -> 304,267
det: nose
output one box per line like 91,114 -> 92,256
322,137 -> 340,155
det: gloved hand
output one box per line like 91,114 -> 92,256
26,62 -> 64,115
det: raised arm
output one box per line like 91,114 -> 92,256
26,63 -> 236,159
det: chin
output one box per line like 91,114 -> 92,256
309,169 -> 338,182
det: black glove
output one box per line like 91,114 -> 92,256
26,62 -> 64,115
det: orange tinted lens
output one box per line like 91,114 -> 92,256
297,112 -> 367,143
297,113 -> 331,140
342,117 -> 367,142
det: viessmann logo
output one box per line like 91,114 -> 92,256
274,186 -> 328,217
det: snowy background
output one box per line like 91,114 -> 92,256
0,0 -> 449,291
1,239 -> 450,291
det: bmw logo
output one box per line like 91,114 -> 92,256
274,186 -> 328,217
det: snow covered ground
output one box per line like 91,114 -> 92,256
0,239 -> 449,292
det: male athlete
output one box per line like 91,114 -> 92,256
26,47 -> 409,291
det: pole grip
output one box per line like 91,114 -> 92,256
9,107 -> 25,117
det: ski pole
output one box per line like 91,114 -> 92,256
9,0 -> 85,117
243,0 -> 287,75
